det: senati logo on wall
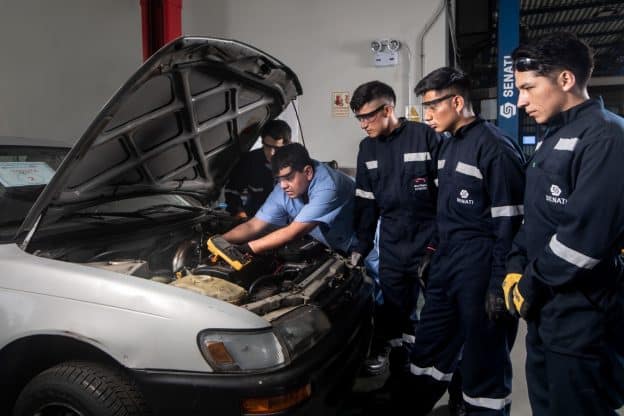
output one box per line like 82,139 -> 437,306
499,102 -> 517,119
499,55 -> 516,119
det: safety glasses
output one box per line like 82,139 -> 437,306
262,141 -> 283,150
421,94 -> 456,111
354,104 -> 387,123
273,168 -> 298,183
513,57 -> 541,71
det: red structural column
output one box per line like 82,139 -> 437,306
140,0 -> 182,61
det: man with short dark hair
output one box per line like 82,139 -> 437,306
223,143 -> 356,254
350,80 -> 439,383
224,119 -> 292,218
504,31 -> 624,415
404,67 -> 525,415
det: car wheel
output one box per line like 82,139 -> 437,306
13,361 -> 149,416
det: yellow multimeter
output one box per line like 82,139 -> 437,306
207,235 -> 252,271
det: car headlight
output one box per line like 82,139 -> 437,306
197,306 -> 331,373
273,305 -> 331,360
198,329 -> 287,373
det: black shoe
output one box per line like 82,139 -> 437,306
448,397 -> 467,416
447,371 -> 465,416
364,345 -> 391,376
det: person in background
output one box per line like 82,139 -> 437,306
406,67 -> 525,415
224,119 -> 291,218
350,80 -> 439,387
504,31 -> 624,415
222,143 -> 356,254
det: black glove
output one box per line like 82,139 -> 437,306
485,288 -> 509,321
234,243 -> 254,256
417,248 -> 434,289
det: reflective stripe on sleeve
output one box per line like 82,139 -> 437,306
438,159 -> 445,169
462,392 -> 512,410
404,152 -> 431,162
455,161 -> 483,179
410,364 -> 453,382
365,160 -> 378,169
554,137 -> 578,151
549,234 -> 600,269
491,205 -> 524,218
355,189 -> 375,200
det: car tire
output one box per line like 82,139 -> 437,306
13,361 -> 149,416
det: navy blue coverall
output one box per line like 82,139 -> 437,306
354,120 -> 439,375
224,148 -> 273,217
407,118 -> 525,415
507,99 -> 624,415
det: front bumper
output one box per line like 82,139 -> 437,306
132,275 -> 374,415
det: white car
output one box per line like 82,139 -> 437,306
0,37 -> 373,416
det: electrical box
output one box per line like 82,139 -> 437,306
373,51 -> 399,67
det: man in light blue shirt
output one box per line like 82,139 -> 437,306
223,143 -> 356,254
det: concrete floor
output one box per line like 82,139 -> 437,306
508,320 -> 530,415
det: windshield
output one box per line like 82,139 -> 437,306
0,145 -> 68,231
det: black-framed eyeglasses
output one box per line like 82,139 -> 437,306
513,57 -> 541,72
354,104 -> 387,123
421,94 -> 455,111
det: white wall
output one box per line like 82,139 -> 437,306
184,0 -> 448,167
0,0 -> 142,144
0,0 -> 447,166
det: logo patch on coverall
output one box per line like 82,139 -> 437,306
457,189 -> 474,205
412,177 -> 428,192
546,184 -> 567,205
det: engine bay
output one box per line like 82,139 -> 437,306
29,211 -> 356,318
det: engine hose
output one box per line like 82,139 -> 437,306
192,265 -> 231,279
249,274 -> 278,296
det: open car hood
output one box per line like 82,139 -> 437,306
18,37 -> 301,238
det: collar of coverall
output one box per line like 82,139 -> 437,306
378,117 -> 408,141
451,116 -> 484,139
544,97 -> 603,129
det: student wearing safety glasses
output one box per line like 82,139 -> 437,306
224,120 -> 292,218
406,67 -> 525,415
504,31 -> 624,415
349,80 -> 439,392
222,143 -> 356,255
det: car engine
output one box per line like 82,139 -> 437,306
29,211 -> 357,318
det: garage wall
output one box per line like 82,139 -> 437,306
0,0 -> 142,145
184,0 -> 448,167
0,0 -> 447,167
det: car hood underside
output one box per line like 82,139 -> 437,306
18,37 -> 301,238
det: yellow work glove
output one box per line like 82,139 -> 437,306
502,273 -> 523,317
